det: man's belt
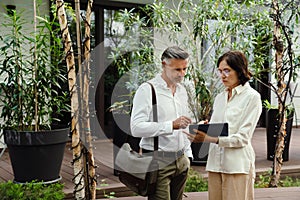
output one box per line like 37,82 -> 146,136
142,148 -> 184,159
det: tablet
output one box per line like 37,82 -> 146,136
189,123 -> 229,137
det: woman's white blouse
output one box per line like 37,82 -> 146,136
206,82 -> 262,177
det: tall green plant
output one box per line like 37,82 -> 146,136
107,8 -> 159,114
0,6 -> 69,131
108,0 -> 272,122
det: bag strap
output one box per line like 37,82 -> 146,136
147,82 -> 159,154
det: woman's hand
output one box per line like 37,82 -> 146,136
183,129 -> 206,143
183,129 -> 218,144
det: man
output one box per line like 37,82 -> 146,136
131,46 -> 193,200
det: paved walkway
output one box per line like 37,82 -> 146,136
109,187 -> 300,200
98,127 -> 300,199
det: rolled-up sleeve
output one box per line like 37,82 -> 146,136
218,92 -> 262,148
131,83 -> 173,138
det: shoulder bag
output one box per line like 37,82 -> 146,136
115,82 -> 159,196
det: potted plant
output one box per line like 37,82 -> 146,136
0,4 -> 70,183
263,101 -> 294,162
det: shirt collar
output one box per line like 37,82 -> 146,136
154,74 -> 182,91
226,82 -> 250,95
154,74 -> 167,88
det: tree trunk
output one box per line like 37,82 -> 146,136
82,0 -> 97,199
55,1 -> 85,198
269,0 -> 287,187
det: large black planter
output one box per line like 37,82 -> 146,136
4,128 -> 70,183
266,109 -> 293,162
191,142 -> 209,165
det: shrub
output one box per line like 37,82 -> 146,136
184,168 -> 208,192
0,180 -> 65,200
255,171 -> 300,188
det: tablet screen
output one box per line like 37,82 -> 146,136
189,123 -> 228,137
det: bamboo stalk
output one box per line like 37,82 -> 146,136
82,0 -> 96,198
55,0 -> 85,198
33,0 -> 38,131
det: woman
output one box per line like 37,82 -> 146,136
185,50 -> 262,200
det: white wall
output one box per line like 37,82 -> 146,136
291,27 -> 300,126
0,0 -> 49,22
0,1 -> 49,147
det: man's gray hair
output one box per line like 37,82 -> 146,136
161,46 -> 189,62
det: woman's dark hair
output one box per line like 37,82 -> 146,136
217,50 -> 251,85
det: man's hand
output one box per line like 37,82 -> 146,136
183,129 -> 218,144
173,116 -> 192,129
